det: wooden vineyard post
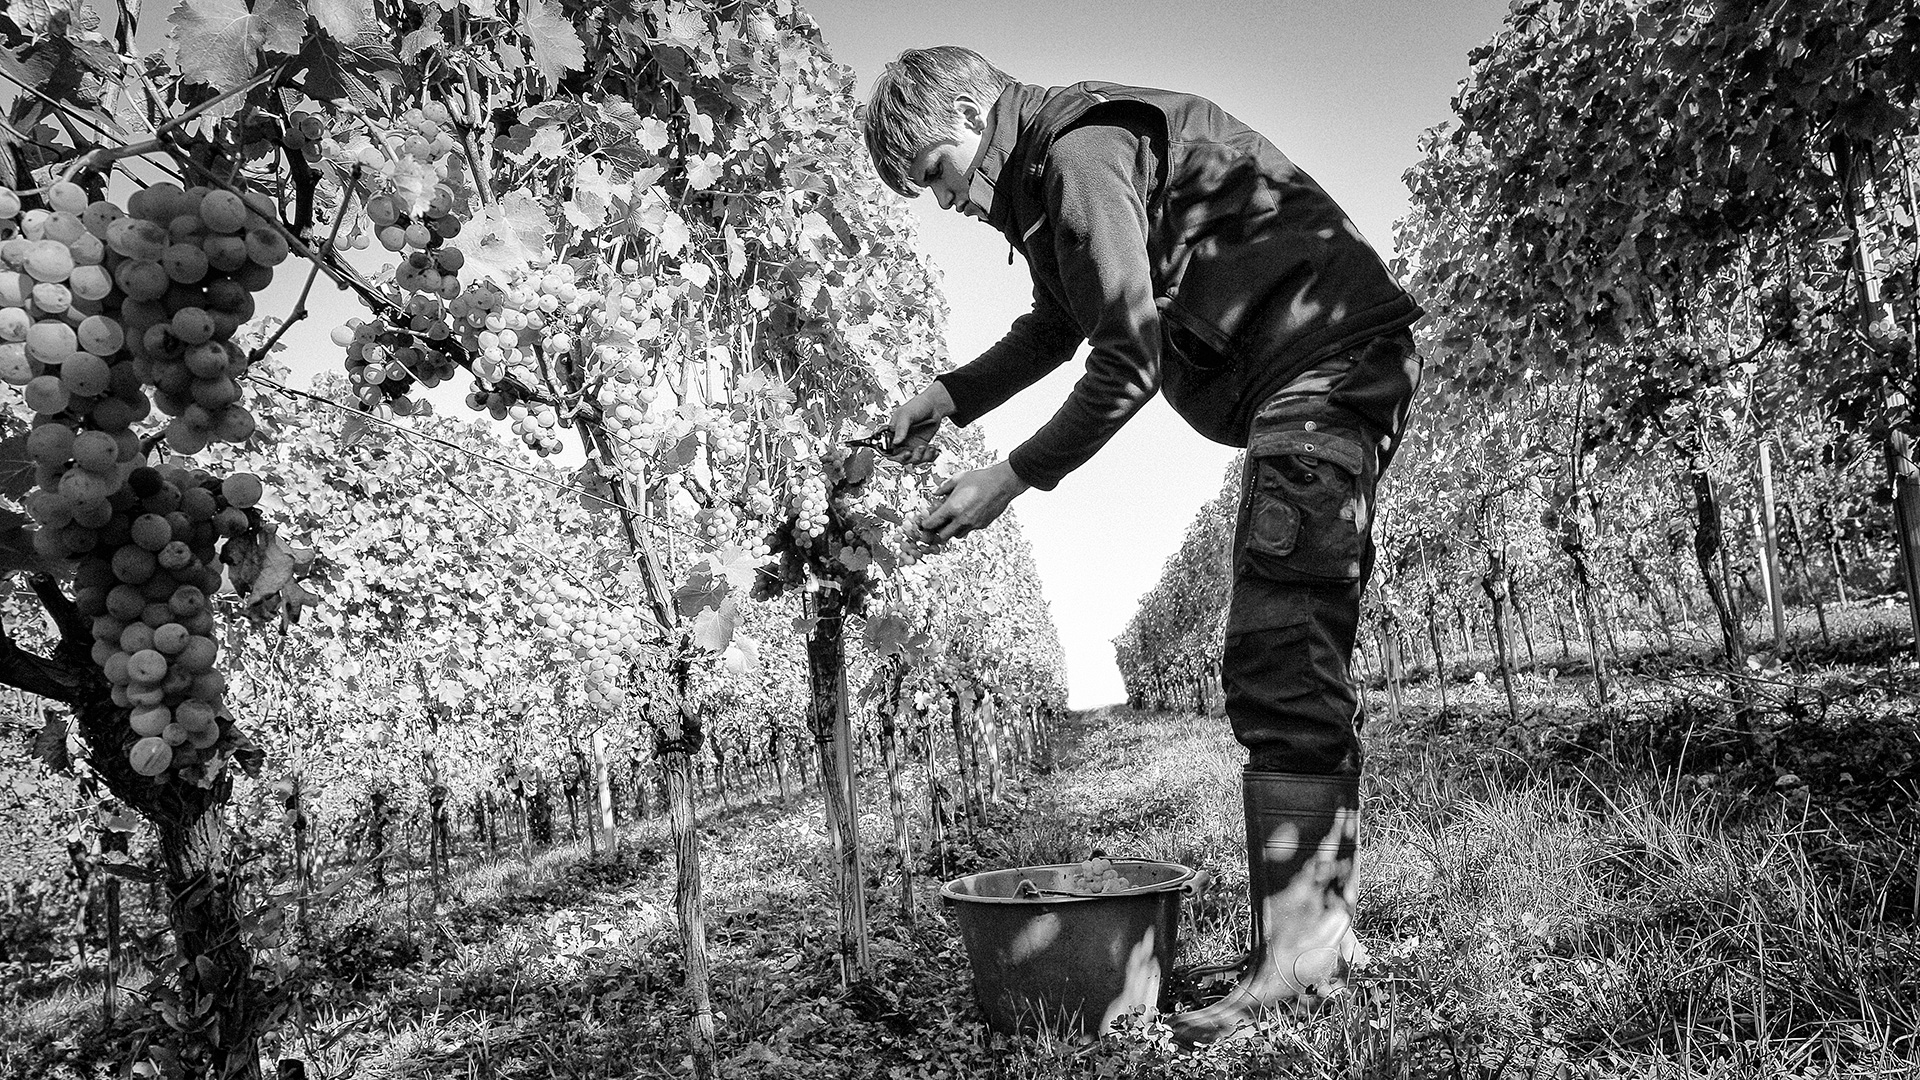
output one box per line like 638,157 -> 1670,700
591,729 -> 616,858
1482,552 -> 1521,727
1755,443 -> 1789,651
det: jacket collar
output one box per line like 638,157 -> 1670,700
969,82 -> 1053,241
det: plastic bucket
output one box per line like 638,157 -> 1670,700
941,859 -> 1198,1036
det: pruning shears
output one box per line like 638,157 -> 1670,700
845,418 -> 941,460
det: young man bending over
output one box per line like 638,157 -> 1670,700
863,46 -> 1422,1042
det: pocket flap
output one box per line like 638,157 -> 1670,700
1250,428 -> 1364,475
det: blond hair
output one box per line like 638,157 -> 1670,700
863,46 -> 1015,197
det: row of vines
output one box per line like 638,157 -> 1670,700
1117,0 -> 1920,719
0,0 -> 1068,1076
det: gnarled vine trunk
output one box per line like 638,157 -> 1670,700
805,588 -> 870,983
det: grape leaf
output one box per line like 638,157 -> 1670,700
0,508 -> 51,578
307,0 -> 371,40
0,432 -> 35,500
722,634 -> 758,675
522,0 -> 584,87
863,612 -> 912,658
564,157 -> 615,229
293,28 -> 399,111
398,26 -> 442,62
706,543 -> 765,590
453,192 -> 553,283
690,597 -> 738,652
686,152 -> 723,190
672,567 -> 726,618
171,0 -> 309,93
32,710 -> 68,772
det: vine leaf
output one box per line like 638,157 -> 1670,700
522,0 -> 584,87
0,432 -> 35,500
170,0 -> 308,93
690,598 -> 738,653
721,634 -> 758,675
0,508 -> 52,578
307,0 -> 372,41
673,566 -> 727,618
706,544 -> 766,590
293,27 -> 398,110
454,192 -> 553,283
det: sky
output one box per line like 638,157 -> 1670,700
797,0 -> 1515,706
268,0 -> 1518,709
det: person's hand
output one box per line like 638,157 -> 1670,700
885,383 -> 956,464
915,460 -> 1031,544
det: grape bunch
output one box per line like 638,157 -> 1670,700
788,471 -> 830,546
337,105 -> 466,257
77,466 -> 262,781
0,179 -> 282,783
112,181 -> 283,453
333,313 -> 457,417
1060,858 -> 1133,895
531,575 -> 653,712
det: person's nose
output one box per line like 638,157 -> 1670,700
934,186 -> 954,210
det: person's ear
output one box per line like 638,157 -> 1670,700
953,94 -> 986,134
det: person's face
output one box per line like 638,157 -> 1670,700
906,95 -> 988,220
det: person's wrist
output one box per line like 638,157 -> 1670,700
924,380 -> 956,419
993,459 -> 1031,495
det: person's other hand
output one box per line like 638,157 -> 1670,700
886,383 -> 956,464
914,460 -> 1031,544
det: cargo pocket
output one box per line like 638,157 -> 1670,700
1239,423 -> 1370,586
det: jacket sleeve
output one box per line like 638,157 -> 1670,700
1000,119 -> 1164,491
934,283 -> 1084,427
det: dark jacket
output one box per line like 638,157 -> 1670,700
935,81 -> 1422,490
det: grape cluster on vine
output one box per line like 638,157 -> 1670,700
0,178 -> 285,783
532,575 -> 653,712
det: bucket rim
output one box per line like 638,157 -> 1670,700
939,859 -> 1196,905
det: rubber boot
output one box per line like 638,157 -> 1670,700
1170,770 -> 1362,1045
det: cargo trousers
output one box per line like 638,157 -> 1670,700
1224,330 -> 1421,777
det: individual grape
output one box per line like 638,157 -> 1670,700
82,200 -> 123,238
60,353 -> 112,397
130,705 -> 170,736
31,281 -> 71,314
45,182 -> 89,214
114,259 -> 170,301
70,430 -> 117,472
161,244 -> 209,284
27,423 -> 74,466
43,212 -> 86,245
67,265 -> 113,302
365,195 -> 399,227
106,218 -> 169,261
23,240 -> 75,283
220,473 -> 262,509
245,228 -> 288,265
0,188 -> 18,217
76,314 -> 124,355
129,736 -> 172,776
170,308 -> 215,345
24,374 -> 70,414
199,190 -> 247,233
25,320 -> 77,364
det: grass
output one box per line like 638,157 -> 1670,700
5,625 -> 1920,1078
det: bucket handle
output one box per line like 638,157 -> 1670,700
1179,869 -> 1213,898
